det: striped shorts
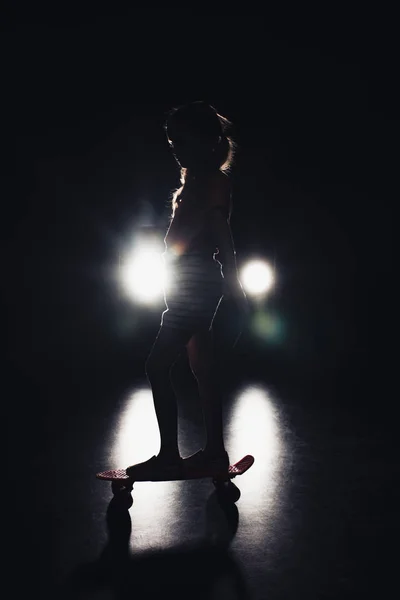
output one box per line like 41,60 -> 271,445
161,253 -> 224,333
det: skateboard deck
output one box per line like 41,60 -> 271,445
96,454 -> 254,486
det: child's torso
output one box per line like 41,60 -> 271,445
164,181 -> 218,260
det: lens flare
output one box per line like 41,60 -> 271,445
240,260 -> 275,297
120,247 -> 167,304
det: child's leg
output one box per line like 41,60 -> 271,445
186,327 -> 227,461
144,325 -> 193,462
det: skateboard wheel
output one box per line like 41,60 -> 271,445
214,480 -> 241,503
212,478 -> 228,487
111,480 -> 132,495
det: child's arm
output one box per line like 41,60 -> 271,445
206,174 -> 237,277
206,176 -> 249,318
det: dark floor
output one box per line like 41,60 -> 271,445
6,337 -> 396,600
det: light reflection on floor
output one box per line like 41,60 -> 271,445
111,386 -> 183,551
108,380 -> 286,553
225,383 -> 285,546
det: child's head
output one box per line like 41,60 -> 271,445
165,101 -> 234,172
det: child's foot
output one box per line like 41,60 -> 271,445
182,449 -> 230,474
126,453 -> 183,478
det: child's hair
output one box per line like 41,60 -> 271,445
165,101 -> 235,219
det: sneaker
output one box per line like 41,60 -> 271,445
126,455 -> 183,479
182,450 -> 230,474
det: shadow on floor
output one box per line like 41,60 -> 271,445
68,488 -> 248,599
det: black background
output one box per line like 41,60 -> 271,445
3,10 -> 398,598
4,10 -> 396,421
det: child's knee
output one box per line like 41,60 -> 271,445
145,326 -> 191,381
145,353 -> 171,381
191,359 -> 218,383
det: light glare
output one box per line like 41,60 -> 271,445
240,260 -> 275,297
120,247 -> 167,304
